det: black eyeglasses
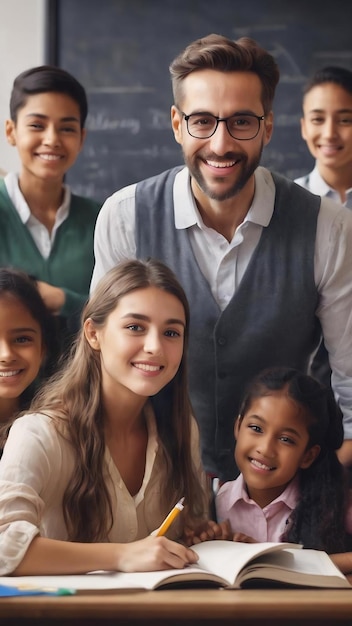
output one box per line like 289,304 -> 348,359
180,111 -> 265,140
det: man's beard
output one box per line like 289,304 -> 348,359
183,142 -> 264,202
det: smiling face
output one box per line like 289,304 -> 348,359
234,391 -> 320,508
0,294 -> 44,419
84,286 -> 186,407
6,92 -> 85,187
301,83 -> 352,178
171,69 -> 273,204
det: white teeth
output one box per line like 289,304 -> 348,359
251,459 -> 274,471
0,370 -> 21,377
207,160 -> 236,168
133,363 -> 161,372
38,154 -> 61,160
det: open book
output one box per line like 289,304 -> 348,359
0,541 -> 350,592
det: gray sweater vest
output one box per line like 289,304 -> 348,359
136,167 -> 321,480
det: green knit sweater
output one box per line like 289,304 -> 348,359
0,179 -> 100,321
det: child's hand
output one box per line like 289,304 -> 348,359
232,532 -> 258,543
36,281 -> 65,314
182,519 -> 232,546
330,552 -> 352,574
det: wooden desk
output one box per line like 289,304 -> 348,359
0,589 -> 352,626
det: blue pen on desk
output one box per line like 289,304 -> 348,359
0,584 -> 75,597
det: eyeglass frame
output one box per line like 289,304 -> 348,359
179,110 -> 265,141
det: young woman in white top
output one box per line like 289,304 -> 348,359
0,258 -> 208,575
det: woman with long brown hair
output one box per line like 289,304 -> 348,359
0,258 -> 208,575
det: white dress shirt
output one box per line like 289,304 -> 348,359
295,164 -> 352,210
4,172 -> 71,258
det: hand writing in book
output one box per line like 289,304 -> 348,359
116,536 -> 199,572
182,519 -> 232,546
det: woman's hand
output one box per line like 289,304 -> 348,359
114,536 -> 198,572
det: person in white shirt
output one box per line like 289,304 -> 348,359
91,35 -> 352,481
295,66 -> 352,208
295,66 -> 352,388
0,258 -> 209,576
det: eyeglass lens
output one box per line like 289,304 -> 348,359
186,113 -> 261,140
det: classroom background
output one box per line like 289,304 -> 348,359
1,0 -> 351,203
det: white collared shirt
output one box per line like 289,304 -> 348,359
295,164 -> 352,209
91,166 -> 273,309
4,172 -> 71,258
174,167 -> 273,308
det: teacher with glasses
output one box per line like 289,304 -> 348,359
91,33 -> 352,483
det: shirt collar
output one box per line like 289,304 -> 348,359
308,165 -> 336,197
225,473 -> 299,511
174,166 -> 274,231
4,171 -> 71,225
308,164 -> 352,208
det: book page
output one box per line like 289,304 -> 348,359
192,541 -> 300,586
0,568 -> 215,592
258,549 -> 346,576
0,562 -> 236,592
237,549 -> 351,588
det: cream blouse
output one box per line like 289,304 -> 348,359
0,405 -> 205,575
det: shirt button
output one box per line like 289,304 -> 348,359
218,337 -> 226,346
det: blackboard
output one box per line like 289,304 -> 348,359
49,0 -> 352,203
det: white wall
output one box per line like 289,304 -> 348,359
0,0 -> 46,173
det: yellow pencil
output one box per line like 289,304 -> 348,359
151,497 -> 185,537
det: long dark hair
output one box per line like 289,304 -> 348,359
239,367 -> 350,553
31,258 -> 207,541
0,268 -> 55,444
